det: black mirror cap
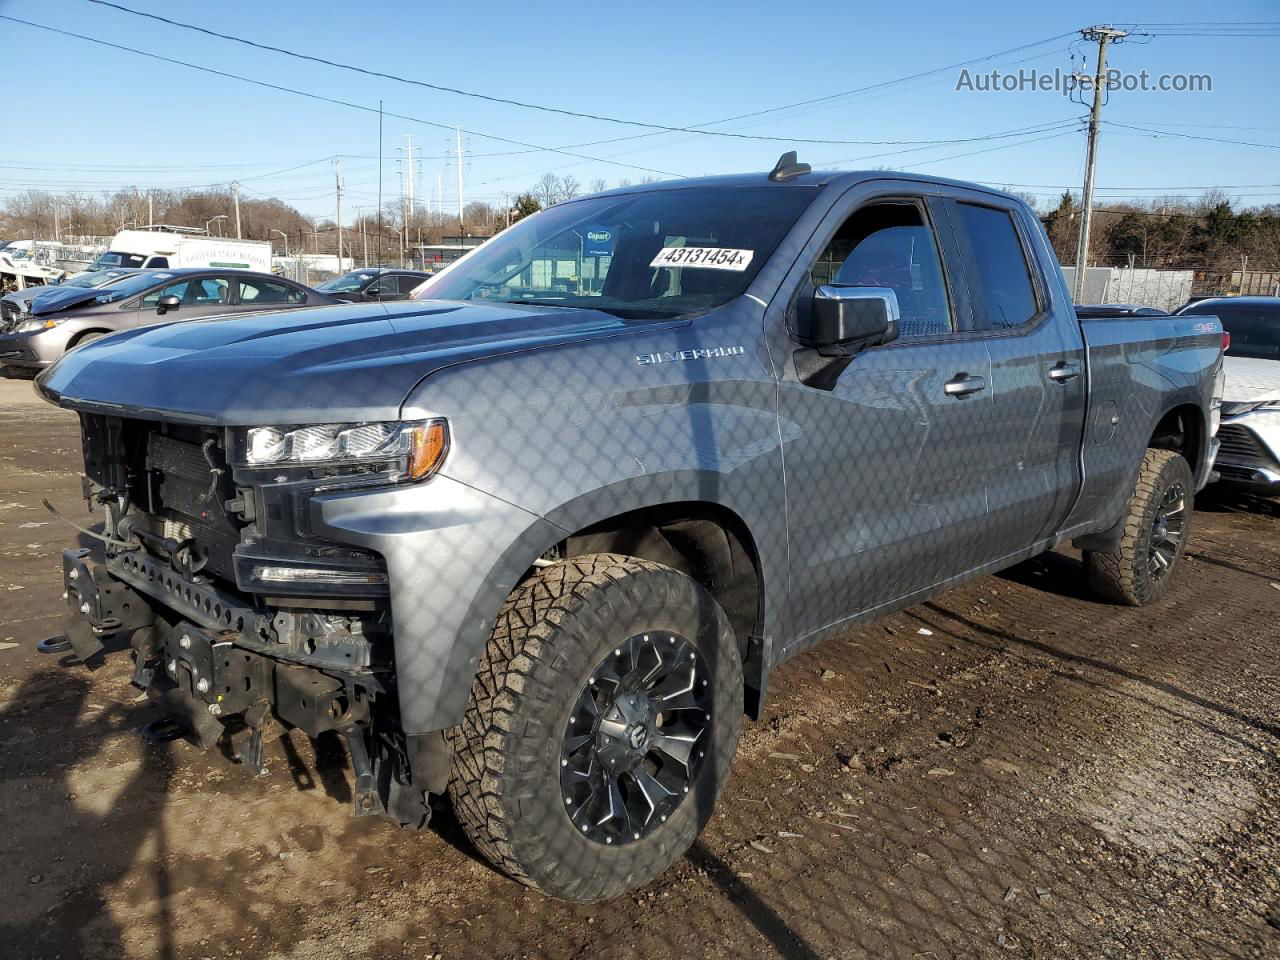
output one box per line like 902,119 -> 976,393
796,285 -> 901,349
156,294 -> 181,312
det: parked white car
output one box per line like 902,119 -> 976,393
1177,296 -> 1280,494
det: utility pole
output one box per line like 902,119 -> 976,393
377,99 -> 384,267
231,180 -> 243,239
147,193 -> 153,229
334,158 -> 344,271
455,126 -> 465,235
1071,25 -> 1127,303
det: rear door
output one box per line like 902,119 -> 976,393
234,276 -> 310,310
773,184 -> 995,648
947,194 -> 1086,554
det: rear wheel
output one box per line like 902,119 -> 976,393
447,553 -> 743,902
1085,448 -> 1193,606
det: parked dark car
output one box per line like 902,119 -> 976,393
1176,296 -> 1280,493
0,268 -> 336,376
315,268 -> 431,302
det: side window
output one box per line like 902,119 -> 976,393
810,203 -> 952,339
368,275 -> 400,296
190,278 -> 230,304
145,256 -> 169,268
954,203 -> 1038,329
397,275 -> 423,295
238,279 -> 306,305
141,279 -> 190,307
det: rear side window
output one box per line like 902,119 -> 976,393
238,279 -> 306,305
397,275 -> 424,295
955,203 -> 1038,330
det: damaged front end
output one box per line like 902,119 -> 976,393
54,411 -> 450,828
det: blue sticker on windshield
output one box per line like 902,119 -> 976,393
582,226 -> 615,258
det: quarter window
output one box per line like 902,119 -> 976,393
955,203 -> 1038,329
810,203 -> 953,338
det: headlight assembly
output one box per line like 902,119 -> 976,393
16,317 -> 65,334
240,419 -> 448,482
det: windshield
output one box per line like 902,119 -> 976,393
89,251 -> 149,269
414,186 -> 816,319
317,271 -> 378,292
87,271 -> 175,301
63,270 -> 133,289
1182,300 -> 1280,360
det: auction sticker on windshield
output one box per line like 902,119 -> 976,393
649,247 -> 754,271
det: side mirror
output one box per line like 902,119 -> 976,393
156,295 -> 181,314
796,285 -> 900,351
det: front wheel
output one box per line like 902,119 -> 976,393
1084,448 -> 1194,606
447,553 -> 743,902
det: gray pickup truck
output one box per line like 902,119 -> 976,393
36,156 -> 1223,902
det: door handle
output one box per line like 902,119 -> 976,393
1048,361 -> 1082,382
944,373 -> 987,397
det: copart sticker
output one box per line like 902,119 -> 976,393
649,247 -> 754,271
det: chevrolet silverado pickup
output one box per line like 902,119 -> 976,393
35,155 -> 1224,902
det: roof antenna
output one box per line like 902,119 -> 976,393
768,151 -> 811,181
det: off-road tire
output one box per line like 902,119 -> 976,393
1085,448 -> 1194,606
447,553 -> 743,902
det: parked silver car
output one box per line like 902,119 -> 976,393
0,268 -> 337,377
1177,296 -> 1280,494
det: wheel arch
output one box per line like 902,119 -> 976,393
67,327 -> 114,349
1148,401 -> 1207,479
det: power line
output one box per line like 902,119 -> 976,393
83,0 -> 1076,147
1104,121 -> 1280,149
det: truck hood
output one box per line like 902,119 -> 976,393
36,299 -> 675,425
1222,354 -> 1280,405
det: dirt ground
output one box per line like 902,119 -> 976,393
0,377 -> 1277,960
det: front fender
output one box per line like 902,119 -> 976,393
310,475 -> 566,734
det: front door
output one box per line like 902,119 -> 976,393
771,186 -> 995,650
138,275 -> 233,326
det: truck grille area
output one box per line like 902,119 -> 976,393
79,413 -> 387,600
145,432 -> 241,581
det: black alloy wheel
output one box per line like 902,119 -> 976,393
560,632 -> 712,845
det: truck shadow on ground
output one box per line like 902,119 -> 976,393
0,669 -> 182,960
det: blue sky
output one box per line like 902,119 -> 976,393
3,0 -> 1278,218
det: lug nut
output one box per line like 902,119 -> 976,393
69,569 -> 78,581
167,660 -> 176,674
208,703 -> 222,716
79,602 -> 90,615
196,678 -> 210,693
61,591 -> 68,600
179,635 -> 191,649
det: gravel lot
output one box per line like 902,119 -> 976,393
1,377 -> 1277,960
